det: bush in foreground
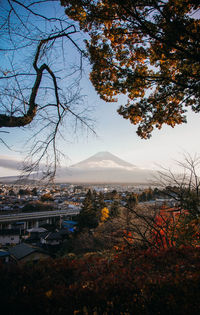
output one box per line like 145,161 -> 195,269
1,247 -> 200,314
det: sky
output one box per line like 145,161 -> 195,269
58,76 -> 200,169
0,1 -> 200,177
1,79 -> 200,177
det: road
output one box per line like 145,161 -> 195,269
0,209 -> 80,223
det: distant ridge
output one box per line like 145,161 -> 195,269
0,176 -> 38,184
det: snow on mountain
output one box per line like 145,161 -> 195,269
55,152 -> 155,183
71,151 -> 135,170
0,152 -> 155,184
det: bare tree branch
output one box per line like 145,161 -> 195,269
0,0 -> 95,180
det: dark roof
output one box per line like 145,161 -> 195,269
9,243 -> 38,260
44,232 -> 62,241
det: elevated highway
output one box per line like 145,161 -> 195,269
0,209 -> 80,229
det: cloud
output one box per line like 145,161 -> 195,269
0,157 -> 21,170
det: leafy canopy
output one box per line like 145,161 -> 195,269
62,0 -> 200,138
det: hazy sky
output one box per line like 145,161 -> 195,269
0,2 -> 200,177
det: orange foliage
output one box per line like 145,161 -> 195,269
151,207 -> 200,248
123,230 -> 134,245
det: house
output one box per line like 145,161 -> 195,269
0,229 -> 20,247
9,243 -> 50,263
24,227 -> 48,245
40,231 -> 63,246
40,229 -> 69,246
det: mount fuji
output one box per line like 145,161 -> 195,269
71,151 -> 135,170
56,152 -> 155,183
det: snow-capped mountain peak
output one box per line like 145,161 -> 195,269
71,151 -> 135,170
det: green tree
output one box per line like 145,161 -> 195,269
77,190 -> 99,230
110,200 -> 120,218
62,0 -> 200,138
31,187 -> 38,196
152,187 -> 160,199
95,192 -> 106,220
146,188 -> 153,201
127,194 -> 138,208
139,191 -> 147,202
18,189 -> 31,196
9,189 -> 15,196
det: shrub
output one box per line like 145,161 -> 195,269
1,247 -> 200,314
